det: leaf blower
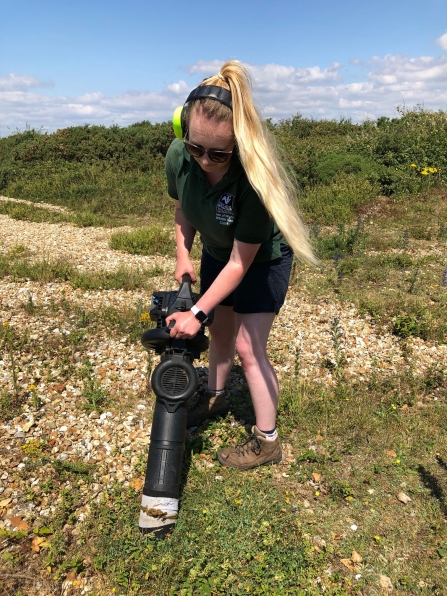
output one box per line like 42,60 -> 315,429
138,274 -> 212,536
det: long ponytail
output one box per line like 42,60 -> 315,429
186,60 -> 317,266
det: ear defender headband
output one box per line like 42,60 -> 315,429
172,84 -> 233,140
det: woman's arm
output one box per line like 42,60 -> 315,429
194,239 -> 260,314
174,199 -> 197,284
166,239 -> 260,338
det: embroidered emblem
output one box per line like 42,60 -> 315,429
216,193 -> 235,225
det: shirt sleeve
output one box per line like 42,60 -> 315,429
165,141 -> 179,200
234,186 -> 273,244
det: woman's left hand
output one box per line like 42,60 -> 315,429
165,311 -> 202,339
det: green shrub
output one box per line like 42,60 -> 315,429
301,173 -> 380,224
71,266 -> 163,291
70,211 -> 107,227
2,109 -> 446,224
3,162 -> 171,223
0,201 -> 68,224
0,121 -> 173,174
347,108 -> 447,195
312,220 -> 365,259
392,314 -> 428,340
0,122 -> 174,226
314,151 -> 382,184
377,254 -> 413,269
109,225 -> 175,256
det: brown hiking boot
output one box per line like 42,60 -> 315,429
217,426 -> 282,470
186,390 -> 229,428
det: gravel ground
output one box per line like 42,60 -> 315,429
1,215 -> 446,594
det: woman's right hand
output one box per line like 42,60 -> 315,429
175,258 -> 197,284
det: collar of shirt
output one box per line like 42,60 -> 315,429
183,144 -> 245,191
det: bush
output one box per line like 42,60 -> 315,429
2,109 -> 446,224
347,108 -> 447,195
0,121 -> 173,173
0,122 -> 174,226
392,313 -> 428,340
0,201 -> 68,224
109,225 -> 175,256
314,151 -> 382,185
3,162 -> 171,223
301,173 -> 380,224
312,220 -> 365,259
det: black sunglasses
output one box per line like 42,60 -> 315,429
183,140 -> 233,163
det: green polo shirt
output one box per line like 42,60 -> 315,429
165,138 -> 284,263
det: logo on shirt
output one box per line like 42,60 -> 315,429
216,193 -> 235,226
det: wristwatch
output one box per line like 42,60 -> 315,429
191,305 -> 208,324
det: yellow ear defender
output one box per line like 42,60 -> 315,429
172,106 -> 184,140
172,85 -> 233,140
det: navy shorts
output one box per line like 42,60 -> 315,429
200,244 -> 293,314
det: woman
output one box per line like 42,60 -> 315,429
165,61 -> 316,471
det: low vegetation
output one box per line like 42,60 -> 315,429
0,109 -> 446,594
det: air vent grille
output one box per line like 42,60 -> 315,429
161,367 -> 189,396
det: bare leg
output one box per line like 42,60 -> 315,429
234,313 -> 278,430
207,305 -> 236,391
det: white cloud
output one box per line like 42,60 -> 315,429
0,73 -> 53,91
187,60 -> 225,75
186,60 -> 342,86
166,80 -> 190,95
251,62 -> 342,85
1,48 -> 447,135
436,31 -> 447,50
367,53 -> 447,84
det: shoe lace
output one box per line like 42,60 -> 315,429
235,433 -> 261,457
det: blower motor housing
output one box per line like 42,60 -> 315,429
141,274 -> 212,401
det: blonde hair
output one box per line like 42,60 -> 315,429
184,60 -> 317,266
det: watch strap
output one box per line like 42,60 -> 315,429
191,305 -> 208,323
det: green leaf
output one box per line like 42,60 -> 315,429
34,526 -> 53,535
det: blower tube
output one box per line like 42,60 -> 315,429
138,274 -> 211,536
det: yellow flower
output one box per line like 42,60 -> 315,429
28,384 -> 37,392
395,459 -> 401,464
420,170 -> 429,176
3,321 -> 10,328
410,163 -> 417,168
140,312 -> 151,323
374,535 -> 381,542
315,491 -> 320,497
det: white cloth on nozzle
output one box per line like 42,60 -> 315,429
139,495 -> 179,529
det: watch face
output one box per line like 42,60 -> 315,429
195,310 -> 207,323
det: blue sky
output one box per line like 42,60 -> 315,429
1,0 -> 447,135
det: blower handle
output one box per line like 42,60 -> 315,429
165,273 -> 194,333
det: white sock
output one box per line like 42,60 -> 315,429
206,387 -> 225,398
260,429 -> 278,441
